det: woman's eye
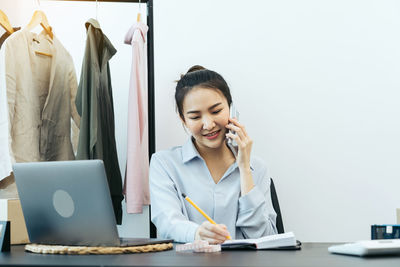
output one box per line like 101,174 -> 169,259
212,109 -> 222,114
189,116 -> 200,120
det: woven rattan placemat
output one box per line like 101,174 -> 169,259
25,243 -> 173,255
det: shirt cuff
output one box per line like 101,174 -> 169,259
238,186 -> 265,213
184,221 -> 200,243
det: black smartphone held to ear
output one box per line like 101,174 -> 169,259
227,103 -> 239,156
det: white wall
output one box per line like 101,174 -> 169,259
2,0 -> 400,243
0,0 -> 149,238
154,0 -> 400,242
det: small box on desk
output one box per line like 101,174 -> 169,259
371,224 -> 400,240
0,199 -> 30,244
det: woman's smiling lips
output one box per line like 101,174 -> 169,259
203,130 -> 221,140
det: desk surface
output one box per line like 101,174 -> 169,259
0,243 -> 400,267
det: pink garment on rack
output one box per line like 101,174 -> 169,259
123,22 -> 150,214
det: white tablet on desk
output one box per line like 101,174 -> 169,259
328,239 -> 400,256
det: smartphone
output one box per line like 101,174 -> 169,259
227,104 -> 239,155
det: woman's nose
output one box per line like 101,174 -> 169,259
202,115 -> 215,130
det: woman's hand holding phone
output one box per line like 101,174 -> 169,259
225,118 -> 255,195
225,118 -> 253,171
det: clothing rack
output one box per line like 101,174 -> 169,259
48,0 -> 157,238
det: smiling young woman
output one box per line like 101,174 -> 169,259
149,66 -> 278,244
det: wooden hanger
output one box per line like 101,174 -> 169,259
35,51 -> 52,57
25,10 -> 53,40
25,10 -> 53,57
0,9 -> 14,35
137,0 -> 141,22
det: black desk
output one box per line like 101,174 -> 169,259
0,243 -> 399,267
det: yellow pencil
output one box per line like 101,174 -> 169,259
182,193 -> 232,240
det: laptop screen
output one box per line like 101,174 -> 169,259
13,160 -> 120,246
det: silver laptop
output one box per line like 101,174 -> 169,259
13,160 -> 171,247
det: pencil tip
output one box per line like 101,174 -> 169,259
181,193 -> 187,198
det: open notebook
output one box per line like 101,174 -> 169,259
221,232 -> 299,250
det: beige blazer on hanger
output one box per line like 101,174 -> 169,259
4,29 -> 80,162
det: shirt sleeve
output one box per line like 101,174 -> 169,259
150,153 -> 199,243
236,165 -> 278,238
4,39 -> 16,164
69,63 -> 80,128
0,43 -> 12,180
68,63 -> 80,156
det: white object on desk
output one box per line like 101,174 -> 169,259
176,240 -> 221,253
222,232 -> 296,249
328,239 -> 400,256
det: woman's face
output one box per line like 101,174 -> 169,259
182,87 -> 230,150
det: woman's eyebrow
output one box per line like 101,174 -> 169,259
208,102 -> 222,110
186,103 -> 222,114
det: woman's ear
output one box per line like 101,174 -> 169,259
180,116 -> 190,135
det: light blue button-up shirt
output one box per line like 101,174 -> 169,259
149,138 -> 277,243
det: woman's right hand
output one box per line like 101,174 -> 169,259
195,221 -> 231,244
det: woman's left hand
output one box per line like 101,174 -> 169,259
225,118 -> 253,171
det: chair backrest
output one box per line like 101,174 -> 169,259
270,178 -> 285,234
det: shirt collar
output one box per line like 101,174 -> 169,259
182,137 -> 201,163
181,137 -> 254,170
85,18 -> 117,68
85,18 -> 101,30
124,21 -> 149,45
